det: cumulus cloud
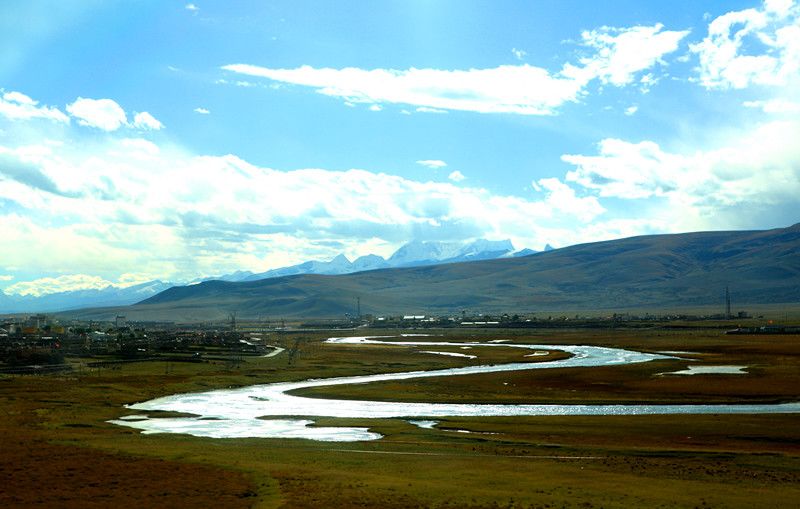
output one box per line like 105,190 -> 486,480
194,107 -> 211,114
185,3 -> 198,12
535,177 -> 605,222
512,48 -> 527,60
0,151 -> 78,197
624,105 -> 638,115
417,159 -> 447,169
67,97 -> 128,131
223,22 -> 687,115
0,91 -> 69,123
132,111 -> 164,130
0,113 -> 625,283
563,139 -> 685,199
566,24 -> 690,87
63,98 -> 164,131
563,119 -> 800,226
448,170 -> 466,182
690,0 -> 800,89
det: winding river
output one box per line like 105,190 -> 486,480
110,336 -> 800,441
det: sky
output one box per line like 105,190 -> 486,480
1,0 -> 799,296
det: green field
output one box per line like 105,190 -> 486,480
2,327 -> 800,508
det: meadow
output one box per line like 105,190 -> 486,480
2,327 -> 799,508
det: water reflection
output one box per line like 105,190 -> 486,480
110,336 -> 800,442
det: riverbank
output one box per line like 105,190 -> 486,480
2,328 -> 800,507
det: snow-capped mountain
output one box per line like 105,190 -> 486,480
387,240 -> 461,266
0,238 -> 541,314
387,239 -> 516,267
451,239 -> 515,262
242,253 -> 364,281
0,280 -> 174,314
512,248 -> 537,257
351,254 -> 390,272
238,238 -> 520,282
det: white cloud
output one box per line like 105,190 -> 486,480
215,78 -> 258,88
185,3 -> 198,12
624,105 -> 638,115
63,98 -> 163,131
3,271 -> 161,297
563,139 -> 686,199
119,137 -> 160,155
0,119 -> 625,282
0,91 -> 69,123
565,24 -> 690,87
3,91 -> 36,105
194,107 -> 211,114
766,0 -> 794,16
416,159 -> 447,169
223,23 -> 687,116
0,213 -> 182,284
563,119 -> 800,228
416,106 -> 448,114
690,1 -> 800,89
535,177 -> 605,222
743,98 -> 800,113
223,63 -> 586,115
132,111 -> 164,130
66,97 -> 128,131
512,48 -> 527,60
4,274 -> 116,296
448,170 -> 466,182
638,73 -> 659,93
368,104 -> 382,112
0,275 -> 13,281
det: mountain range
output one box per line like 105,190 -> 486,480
59,224 -> 800,322
0,281 -> 175,315
0,238 -> 533,313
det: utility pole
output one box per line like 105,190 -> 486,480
725,286 -> 731,319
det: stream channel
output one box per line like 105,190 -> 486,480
110,336 -> 800,441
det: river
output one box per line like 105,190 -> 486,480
110,336 -> 800,441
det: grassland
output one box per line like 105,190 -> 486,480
2,327 -> 800,508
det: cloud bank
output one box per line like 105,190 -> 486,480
1,89 -> 624,289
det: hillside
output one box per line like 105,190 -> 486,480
66,224 -> 800,322
1,238 -> 526,314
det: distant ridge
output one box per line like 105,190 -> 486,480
62,224 -> 800,322
239,238 -> 519,281
0,238 -> 523,313
0,281 -> 174,314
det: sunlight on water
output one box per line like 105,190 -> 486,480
110,336 -> 800,442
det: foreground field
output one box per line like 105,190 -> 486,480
2,328 -> 800,508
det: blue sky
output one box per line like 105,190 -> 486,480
1,0 -> 799,296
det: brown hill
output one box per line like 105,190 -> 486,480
68,224 -> 800,321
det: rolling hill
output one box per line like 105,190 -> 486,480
65,224 -> 800,322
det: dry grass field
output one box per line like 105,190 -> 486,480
2,327 -> 800,508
